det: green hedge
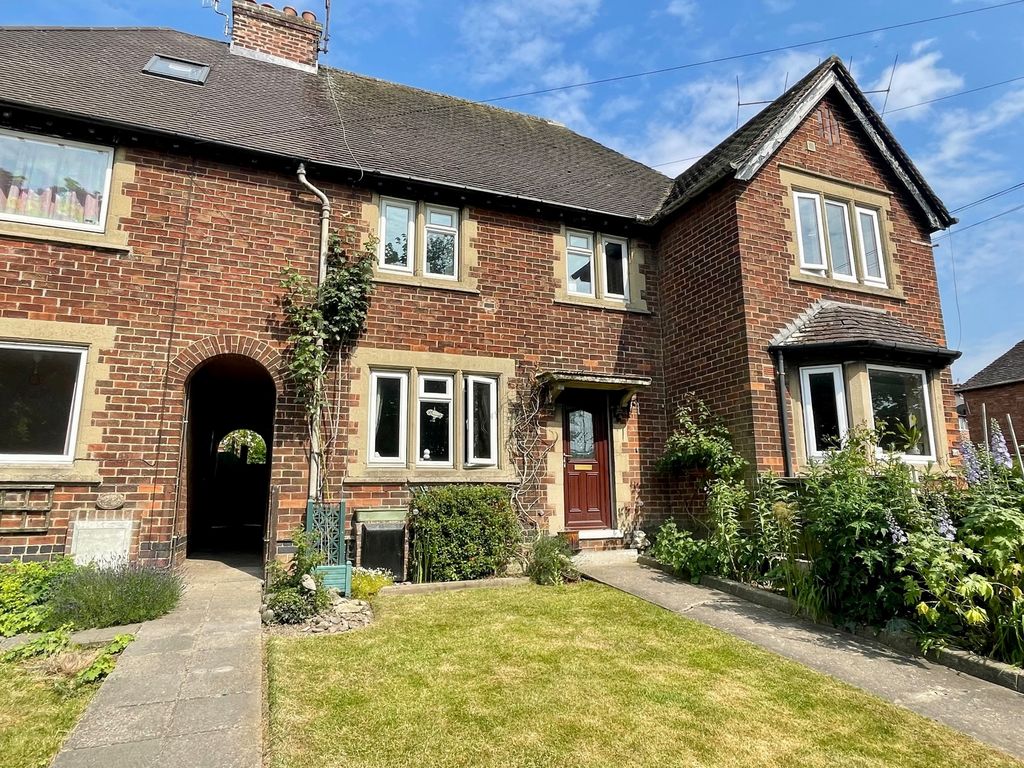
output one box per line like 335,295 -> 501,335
410,485 -> 520,582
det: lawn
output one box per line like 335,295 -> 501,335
267,582 -> 1021,768
0,659 -> 95,768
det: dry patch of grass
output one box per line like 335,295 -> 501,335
267,582 -> 1021,768
0,655 -> 96,768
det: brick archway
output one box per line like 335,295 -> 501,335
168,334 -> 286,389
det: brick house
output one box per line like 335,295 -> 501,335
957,339 -> 1024,457
0,1 -> 959,568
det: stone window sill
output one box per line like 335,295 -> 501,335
553,297 -> 651,315
0,224 -> 131,254
372,273 -> 480,295
0,462 -> 103,485
789,270 -> 905,301
345,469 -> 518,485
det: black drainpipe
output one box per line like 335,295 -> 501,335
773,349 -> 794,478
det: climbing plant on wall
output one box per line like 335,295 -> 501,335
280,231 -> 376,499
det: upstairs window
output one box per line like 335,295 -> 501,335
424,205 -> 459,279
379,198 -> 416,273
565,229 -> 632,303
0,129 -> 114,232
0,342 -> 88,462
377,197 -> 463,282
792,189 -> 889,288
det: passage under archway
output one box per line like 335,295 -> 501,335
186,355 -> 275,556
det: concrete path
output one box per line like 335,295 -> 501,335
580,559 -> 1024,761
52,557 -> 264,768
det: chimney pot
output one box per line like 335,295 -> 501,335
231,0 -> 322,71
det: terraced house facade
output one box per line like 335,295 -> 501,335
0,1 -> 959,568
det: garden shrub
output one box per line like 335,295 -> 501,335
0,558 -> 76,637
264,530 -> 330,623
350,567 -> 394,600
409,485 -> 520,582
45,562 -> 182,630
525,535 -> 579,586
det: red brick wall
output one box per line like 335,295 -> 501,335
231,0 -> 321,69
0,140 -> 669,562
962,382 -> 1024,457
735,92 -> 957,472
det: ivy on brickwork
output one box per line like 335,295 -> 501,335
280,232 -> 376,495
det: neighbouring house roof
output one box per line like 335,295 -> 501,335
957,339 -> 1024,391
0,27 -> 673,220
770,301 -> 960,363
655,56 -> 955,232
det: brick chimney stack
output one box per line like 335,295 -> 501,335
230,0 -> 322,73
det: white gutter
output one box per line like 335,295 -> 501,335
296,163 -> 331,499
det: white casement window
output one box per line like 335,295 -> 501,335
566,230 -> 595,296
378,198 -> 416,273
867,365 -> 935,461
424,205 -> 459,279
600,236 -> 629,300
0,342 -> 88,463
823,200 -> 856,281
799,364 -> 849,457
369,371 -> 408,464
856,207 -> 887,285
465,375 -> 498,466
416,374 -> 453,465
793,190 -> 889,288
0,129 -> 114,233
794,192 -> 827,273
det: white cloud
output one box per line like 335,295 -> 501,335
870,45 -> 963,121
762,0 -> 795,12
623,50 -> 820,176
666,0 -> 697,22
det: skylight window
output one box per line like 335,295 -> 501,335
143,55 -> 210,85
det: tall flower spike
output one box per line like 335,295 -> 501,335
990,419 -> 1013,469
958,435 -> 985,485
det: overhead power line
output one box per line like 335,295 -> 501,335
951,181 -> 1024,214
934,202 -> 1024,241
216,0 -> 1024,146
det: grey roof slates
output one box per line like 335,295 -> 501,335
0,27 -> 672,219
772,301 -> 953,356
958,339 -> 1024,391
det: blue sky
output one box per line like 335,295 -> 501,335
4,0 -> 1023,380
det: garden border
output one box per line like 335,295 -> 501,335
380,576 -> 530,596
0,622 -> 142,653
636,555 -> 1024,695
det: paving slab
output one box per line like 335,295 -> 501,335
580,560 -> 1024,761
52,556 -> 264,768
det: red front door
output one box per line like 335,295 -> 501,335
563,393 -> 612,530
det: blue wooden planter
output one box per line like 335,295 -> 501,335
306,500 -> 352,597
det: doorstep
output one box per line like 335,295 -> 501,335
576,528 -> 623,540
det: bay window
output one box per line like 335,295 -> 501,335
868,365 -> 934,460
0,342 -> 88,462
799,364 -> 848,457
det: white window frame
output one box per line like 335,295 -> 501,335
0,341 -> 88,464
855,206 -> 888,286
793,191 -> 828,273
465,375 -> 498,467
566,230 -> 596,297
416,374 -> 454,467
799,364 -> 849,458
600,235 -> 629,300
867,364 -> 935,462
377,197 -> 416,274
368,370 -> 408,465
423,204 -> 460,280
823,199 -> 857,282
0,128 -> 114,234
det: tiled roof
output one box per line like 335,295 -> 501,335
656,56 -> 954,230
771,301 -> 958,360
958,339 -> 1024,391
0,27 -> 673,220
